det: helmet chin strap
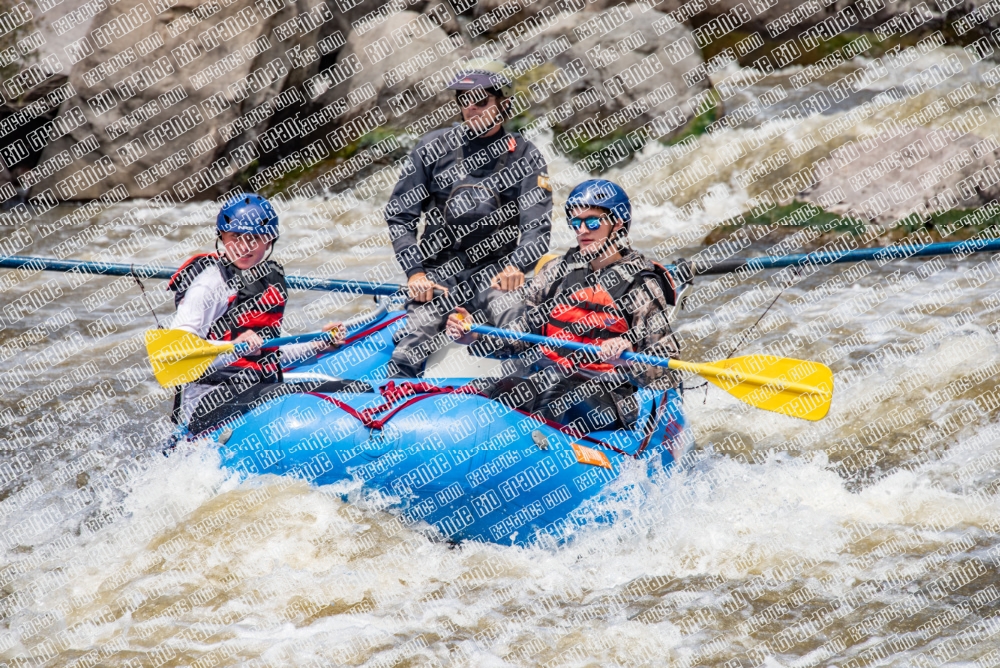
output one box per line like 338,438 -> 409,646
464,96 -> 507,137
579,231 -> 618,261
579,220 -> 627,261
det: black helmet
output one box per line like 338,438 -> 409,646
446,58 -> 514,97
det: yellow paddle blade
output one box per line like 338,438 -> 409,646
144,329 -> 235,388
671,355 -> 833,421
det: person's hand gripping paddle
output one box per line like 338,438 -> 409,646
144,327 -> 341,388
459,321 -> 834,421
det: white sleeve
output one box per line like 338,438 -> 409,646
168,266 -> 234,337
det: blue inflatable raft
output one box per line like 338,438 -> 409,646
188,305 -> 688,546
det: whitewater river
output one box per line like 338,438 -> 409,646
2,46 -> 1000,666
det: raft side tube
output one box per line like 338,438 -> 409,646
214,385 -> 687,545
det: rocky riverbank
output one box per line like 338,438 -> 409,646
703,200 -> 1000,253
0,0 -> 996,239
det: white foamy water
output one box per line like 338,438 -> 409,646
2,46 -> 1000,667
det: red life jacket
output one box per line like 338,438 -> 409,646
167,253 -> 287,383
540,251 -> 675,373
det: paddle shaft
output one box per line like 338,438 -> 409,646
468,325 -> 825,394
686,238 -> 1000,277
6,238 -> 1000,293
0,255 -> 403,295
155,331 -> 332,360
246,331 -> 333,351
196,331 -> 334,377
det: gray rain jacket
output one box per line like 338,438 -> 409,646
385,123 -> 553,290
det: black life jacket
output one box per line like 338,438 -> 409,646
540,250 -> 676,373
167,253 -> 287,384
419,126 -> 528,270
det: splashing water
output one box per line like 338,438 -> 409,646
2,47 -> 1000,667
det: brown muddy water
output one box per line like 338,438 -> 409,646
1,47 -> 1000,667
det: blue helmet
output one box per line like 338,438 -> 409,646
217,193 -> 279,239
564,179 -> 631,231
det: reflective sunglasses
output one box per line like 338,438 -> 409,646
567,216 -> 608,231
456,92 -> 493,108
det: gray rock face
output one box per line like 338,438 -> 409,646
468,0 -> 684,39
469,0 -> 569,36
799,123 -> 1000,224
314,0 -> 455,70
940,0 -> 1000,43
310,9 -> 464,134
685,0 -> 939,42
33,0 -> 102,76
505,3 -> 708,157
31,0 -> 329,201
0,0 -> 69,198
465,0 -> 939,47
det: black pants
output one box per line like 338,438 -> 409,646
481,370 -> 638,433
390,274 -> 524,377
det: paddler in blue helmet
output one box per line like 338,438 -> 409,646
384,58 -> 553,377
446,179 -> 679,431
168,193 -> 343,428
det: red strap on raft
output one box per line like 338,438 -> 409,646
305,391 -> 369,424
307,380 -> 635,456
360,381 -> 480,429
280,314 -> 680,458
306,381 -> 477,430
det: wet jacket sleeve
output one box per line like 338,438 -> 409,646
468,259 -> 561,358
623,277 -> 680,388
385,141 -> 433,279
506,142 -> 552,273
